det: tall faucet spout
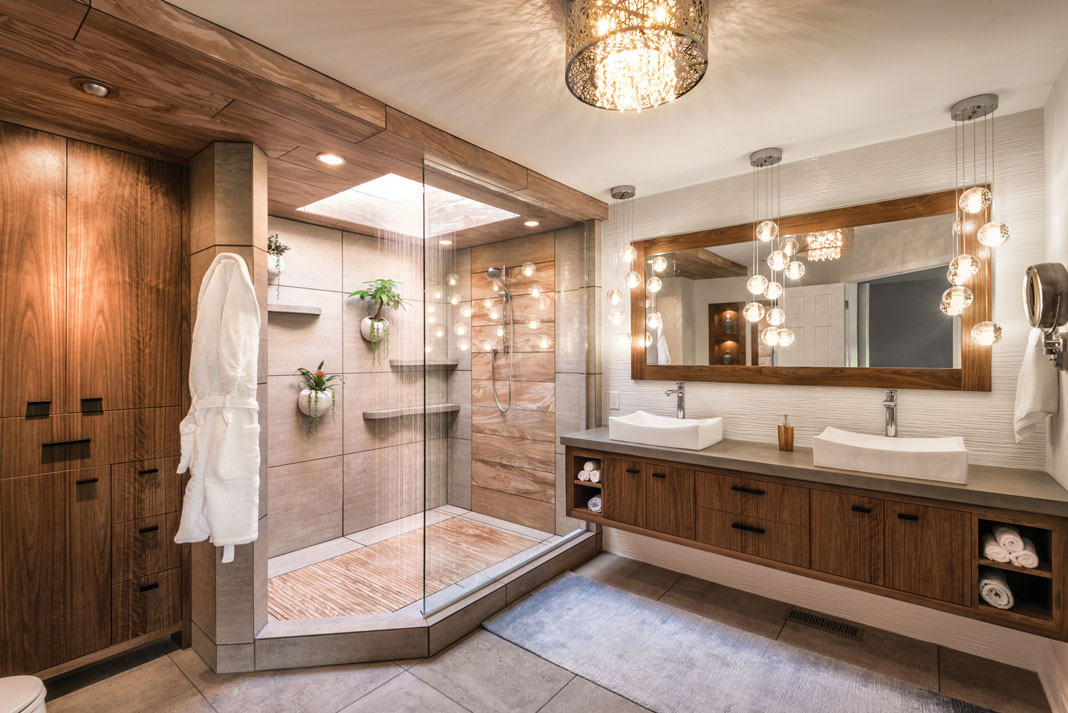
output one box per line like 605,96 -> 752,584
883,389 -> 898,437
665,381 -> 686,419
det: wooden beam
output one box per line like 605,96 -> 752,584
516,170 -> 610,222
0,0 -> 88,40
667,248 -> 747,279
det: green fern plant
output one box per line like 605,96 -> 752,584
348,278 -> 406,364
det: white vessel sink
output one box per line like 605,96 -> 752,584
812,427 -> 968,484
608,410 -> 724,451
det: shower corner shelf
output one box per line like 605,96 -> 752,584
362,403 -> 461,420
268,302 -> 322,316
388,358 -> 459,371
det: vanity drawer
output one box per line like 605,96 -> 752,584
112,568 -> 181,643
112,457 -> 181,522
696,508 -> 809,567
697,471 -> 809,526
112,513 -> 181,583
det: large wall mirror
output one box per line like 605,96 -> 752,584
630,189 -> 992,390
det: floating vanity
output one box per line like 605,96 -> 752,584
563,427 -> 1067,640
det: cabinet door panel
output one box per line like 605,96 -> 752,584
645,464 -> 695,539
0,122 -> 66,418
810,490 -> 884,585
112,456 -> 182,522
66,141 -> 183,413
604,456 -> 645,528
697,471 -> 808,526
65,468 -> 111,660
696,509 -> 808,567
885,501 -> 969,605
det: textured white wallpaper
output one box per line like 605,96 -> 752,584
1046,61 -> 1068,488
602,109 -> 1047,470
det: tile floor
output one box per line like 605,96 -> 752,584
47,553 -> 1051,713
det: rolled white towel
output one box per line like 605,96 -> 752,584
981,533 -> 1011,563
992,525 -> 1025,554
979,569 -> 1015,610
583,460 -> 597,472
588,469 -> 601,483
588,496 -> 602,513
577,469 -> 590,482
1009,538 -> 1039,569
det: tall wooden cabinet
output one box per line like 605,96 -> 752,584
0,122 -> 186,677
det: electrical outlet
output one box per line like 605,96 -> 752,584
609,391 -> 620,409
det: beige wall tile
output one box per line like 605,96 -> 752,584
427,437 -> 449,510
267,376 -> 344,467
343,445 -> 425,533
448,437 -> 472,509
342,296 -> 424,374
471,351 -> 554,382
342,370 -> 425,453
448,370 -> 472,440
447,301 -> 472,370
268,287 -> 343,377
584,220 -> 602,289
471,379 -> 555,411
471,406 -> 555,442
471,433 -> 556,472
255,630 -> 426,670
472,459 -> 554,502
472,486 -> 554,532
554,225 -> 586,292
555,372 -> 586,452
268,216 -> 344,291
267,456 -> 343,557
471,231 -> 554,272
343,231 -> 423,301
555,288 -> 587,374
584,285 -> 602,376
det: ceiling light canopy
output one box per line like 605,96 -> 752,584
72,77 -> 114,98
316,153 -> 345,166
523,219 -> 540,227
565,0 -> 709,112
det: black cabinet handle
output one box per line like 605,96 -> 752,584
731,485 -> 765,496
75,477 -> 99,485
851,505 -> 872,514
731,523 -> 766,534
138,525 -> 160,534
138,468 -> 159,477
651,472 -> 667,479
897,513 -> 919,521
43,438 -> 91,449
138,582 -> 159,592
625,468 -> 640,474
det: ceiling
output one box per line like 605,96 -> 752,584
167,0 -> 1068,200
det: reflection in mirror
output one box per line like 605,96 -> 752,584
645,213 -> 960,369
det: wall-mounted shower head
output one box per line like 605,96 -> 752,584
487,266 -> 510,296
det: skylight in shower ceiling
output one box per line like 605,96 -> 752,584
297,173 -> 518,238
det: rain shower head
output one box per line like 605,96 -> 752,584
487,266 -> 510,296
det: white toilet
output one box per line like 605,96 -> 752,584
0,677 -> 46,713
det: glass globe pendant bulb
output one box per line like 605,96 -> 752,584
959,186 -> 992,215
608,308 -> 625,326
978,221 -> 1010,247
644,332 -> 654,347
784,260 -> 805,280
764,281 -> 783,300
781,238 -> 799,257
646,311 -> 663,329
746,275 -> 768,295
624,271 -> 641,289
777,327 -> 795,347
446,273 -> 458,286
742,302 -> 765,323
761,326 -> 781,346
953,217 -> 963,238
607,288 -> 623,306
939,285 -> 974,316
767,307 -> 785,326
947,254 -> 980,286
971,321 -> 1003,346
756,220 -> 779,242
767,250 -> 787,272
620,245 -> 637,264
616,330 -> 632,347
651,255 -> 668,273
521,262 -> 536,278
646,276 -> 663,294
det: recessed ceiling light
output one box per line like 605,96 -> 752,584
439,238 -> 453,246
72,77 -> 114,98
523,220 -> 540,227
316,153 -> 345,166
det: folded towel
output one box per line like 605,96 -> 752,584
1014,328 -> 1059,442
993,525 -> 1025,553
583,461 -> 597,472
588,469 -> 601,483
979,569 -> 1015,610
577,469 -> 590,482
588,496 -> 602,513
1009,538 -> 1039,569
982,533 -> 1011,562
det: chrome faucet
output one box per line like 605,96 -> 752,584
883,390 -> 898,437
665,381 -> 686,419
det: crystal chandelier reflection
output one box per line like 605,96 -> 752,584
805,228 -> 853,262
565,0 -> 709,112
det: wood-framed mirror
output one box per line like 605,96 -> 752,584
629,188 -> 992,390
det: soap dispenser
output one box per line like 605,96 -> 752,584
778,414 -> 794,452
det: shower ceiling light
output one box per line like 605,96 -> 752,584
73,77 -> 114,98
439,239 -> 453,246
565,0 -> 709,112
524,220 -> 540,227
316,153 -> 345,166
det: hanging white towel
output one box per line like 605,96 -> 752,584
979,569 -> 1014,610
174,253 -> 261,564
981,533 -> 1011,563
1009,538 -> 1039,569
992,525 -> 1025,554
1014,328 -> 1058,442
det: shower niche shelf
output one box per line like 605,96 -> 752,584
389,358 -> 459,371
267,303 -> 322,316
362,403 -> 461,420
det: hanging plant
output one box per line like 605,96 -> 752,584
267,233 -> 290,299
296,361 -> 343,434
348,278 -> 406,365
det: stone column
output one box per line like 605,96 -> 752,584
188,142 -> 269,673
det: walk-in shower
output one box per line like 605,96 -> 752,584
487,265 -> 513,412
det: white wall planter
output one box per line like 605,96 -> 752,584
268,254 -> 285,278
297,388 -> 333,418
360,317 -> 389,343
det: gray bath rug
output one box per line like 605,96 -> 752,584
485,572 -> 992,713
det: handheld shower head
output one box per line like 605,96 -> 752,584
487,266 -> 510,295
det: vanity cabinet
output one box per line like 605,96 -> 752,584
604,457 -> 695,539
810,491 -> 884,586
884,501 -> 970,605
604,457 -> 646,528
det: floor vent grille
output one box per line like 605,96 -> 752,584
785,608 -> 863,641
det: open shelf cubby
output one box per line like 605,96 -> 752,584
976,518 -> 1055,623
569,451 -> 604,517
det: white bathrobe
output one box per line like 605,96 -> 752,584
175,253 -> 261,563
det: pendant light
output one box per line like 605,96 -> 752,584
610,184 -> 638,349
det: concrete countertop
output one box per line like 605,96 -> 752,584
561,427 -> 1068,518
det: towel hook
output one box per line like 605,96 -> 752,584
1024,262 -> 1068,369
